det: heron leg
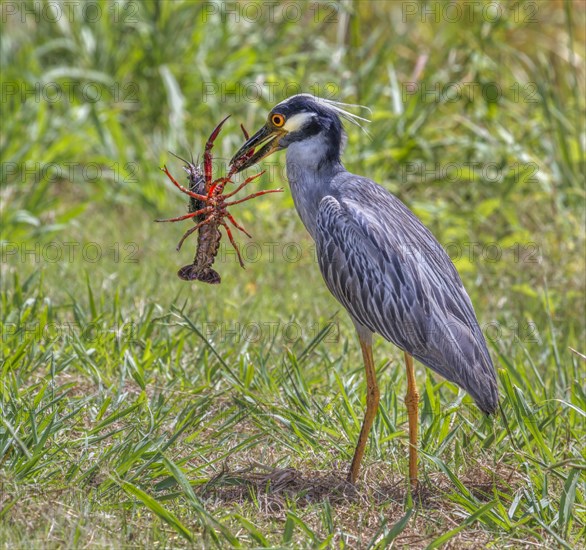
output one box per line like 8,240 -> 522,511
347,336 -> 380,483
404,352 -> 419,488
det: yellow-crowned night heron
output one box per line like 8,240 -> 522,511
230,94 -> 498,486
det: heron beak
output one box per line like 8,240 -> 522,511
230,125 -> 285,173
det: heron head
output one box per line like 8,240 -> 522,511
230,94 -> 369,172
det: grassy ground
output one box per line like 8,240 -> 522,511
1,0 -> 585,548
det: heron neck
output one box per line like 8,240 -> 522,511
285,138 -> 344,240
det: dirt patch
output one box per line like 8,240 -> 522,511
199,463 -> 360,512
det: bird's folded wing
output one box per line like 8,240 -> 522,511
315,179 -> 498,413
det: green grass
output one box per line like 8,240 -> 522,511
1,0 -> 585,547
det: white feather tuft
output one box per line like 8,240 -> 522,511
313,95 -> 371,137
277,93 -> 372,137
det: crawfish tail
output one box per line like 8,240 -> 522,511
178,264 -> 221,284
179,222 -> 222,283
178,224 -> 222,284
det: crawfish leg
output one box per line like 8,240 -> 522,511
161,166 -> 208,201
156,206 -> 212,223
220,221 -> 245,268
225,212 -> 252,238
176,218 -> 212,251
225,188 -> 284,207
222,171 -> 265,199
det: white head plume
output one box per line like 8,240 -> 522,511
278,93 -> 372,136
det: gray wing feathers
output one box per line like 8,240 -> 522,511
315,177 -> 498,414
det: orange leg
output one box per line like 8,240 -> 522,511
347,336 -> 380,483
222,170 -> 265,199
176,218 -> 210,251
404,352 -> 419,489
220,221 -> 245,268
224,188 -> 283,207
155,206 -> 211,223
160,166 -> 207,201
225,212 -> 252,238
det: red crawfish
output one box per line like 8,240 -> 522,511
156,116 -> 282,284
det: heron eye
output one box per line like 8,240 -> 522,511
271,114 -> 285,127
